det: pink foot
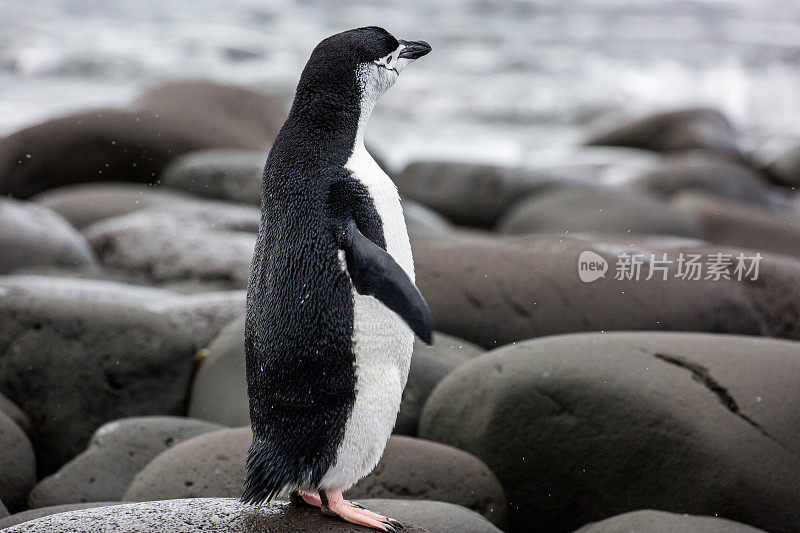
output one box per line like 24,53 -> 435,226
290,490 -> 322,508
320,490 -> 403,532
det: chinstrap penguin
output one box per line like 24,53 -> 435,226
243,27 -> 433,531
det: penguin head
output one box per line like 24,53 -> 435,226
297,27 -> 431,111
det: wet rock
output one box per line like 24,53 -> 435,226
496,186 -> 702,237
0,80 -> 289,199
124,428 -> 506,524
574,509 -> 767,533
396,161 -> 585,227
160,149 -> 265,205
0,199 -> 97,274
619,152 -> 778,207
585,107 -> 741,156
419,332 -> 800,533
672,193 -> 800,259
413,234 -> 800,348
0,392 -> 33,437
33,183 -> 201,229
0,278 -> 200,473
83,204 -> 258,289
395,334 -> 485,436
765,143 -> 800,187
1,498 -> 501,533
0,503 -> 123,530
28,417 -> 224,508
0,411 -> 36,512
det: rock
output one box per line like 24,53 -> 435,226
0,392 -> 33,437
396,161 -> 587,227
584,107 -> 741,156
0,503 -> 124,530
347,436 -> 507,527
496,186 -> 702,237
33,183 -> 201,229
413,234 -> 800,348
189,318 -> 481,430
0,199 -> 97,274
1,498 -> 501,533
188,317 -> 250,427
419,332 -> 800,533
0,411 -> 36,512
0,81 -> 289,199
125,428 -> 506,524
0,275 -> 245,350
573,509 -> 767,533
82,204 -> 258,289
28,417 -> 224,508
0,278 -> 200,473
122,426 -> 250,502
620,152 -> 778,207
765,143 -> 800,187
0,498 -> 7,519
395,334 -> 484,436
160,149 -> 265,205
401,199 -> 452,238
672,193 -> 800,259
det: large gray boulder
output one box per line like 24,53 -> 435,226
124,428 -> 506,526
0,277 -> 202,472
33,183 -> 209,229
419,332 -> 800,532
496,186 -> 702,237
0,199 -> 97,274
573,510 -> 767,533
82,204 -> 258,290
584,107 -> 741,156
765,143 -> 800,187
0,411 -> 36,512
672,193 -> 800,259
0,503 -> 124,530
0,80 -> 288,199
28,417 -> 224,508
160,149 -> 265,205
1,498 -> 501,533
395,161 -> 588,227
413,234 -> 800,348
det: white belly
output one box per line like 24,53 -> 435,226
318,144 -> 415,491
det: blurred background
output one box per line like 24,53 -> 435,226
4,0 -> 800,167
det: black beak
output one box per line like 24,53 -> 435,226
398,40 -> 432,60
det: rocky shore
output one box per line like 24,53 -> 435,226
0,80 -> 798,532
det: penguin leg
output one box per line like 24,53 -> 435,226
320,490 -> 403,532
289,490 -> 322,508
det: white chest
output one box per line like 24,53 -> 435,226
344,144 -> 414,281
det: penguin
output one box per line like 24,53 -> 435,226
242,27 -> 433,532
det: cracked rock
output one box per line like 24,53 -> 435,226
419,331 -> 800,533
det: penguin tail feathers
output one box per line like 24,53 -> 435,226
240,438 -> 300,506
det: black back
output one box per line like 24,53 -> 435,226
242,27 -> 396,503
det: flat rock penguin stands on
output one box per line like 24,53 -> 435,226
243,27 -> 433,531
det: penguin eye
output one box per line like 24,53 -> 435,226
387,56 -> 392,64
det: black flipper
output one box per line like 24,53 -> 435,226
341,218 -> 433,344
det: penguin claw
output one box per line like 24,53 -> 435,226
387,519 -> 404,529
